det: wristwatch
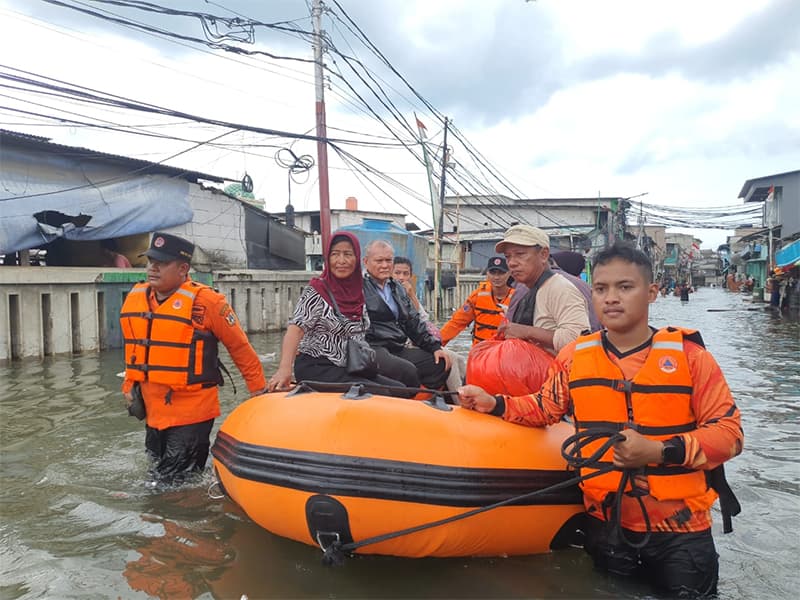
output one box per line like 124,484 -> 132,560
661,438 -> 684,465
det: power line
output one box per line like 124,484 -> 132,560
42,0 -> 316,63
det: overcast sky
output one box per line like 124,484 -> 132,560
1,0 -> 799,248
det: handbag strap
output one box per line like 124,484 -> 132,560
319,280 -> 366,333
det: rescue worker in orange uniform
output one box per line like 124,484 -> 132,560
439,257 -> 515,346
458,242 -> 743,597
120,232 -> 266,484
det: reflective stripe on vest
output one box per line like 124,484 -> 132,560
121,281 -> 220,388
568,327 -> 714,511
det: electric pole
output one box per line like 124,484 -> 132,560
434,117 -> 449,320
312,0 -> 331,251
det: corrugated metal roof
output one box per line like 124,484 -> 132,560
0,129 -> 229,183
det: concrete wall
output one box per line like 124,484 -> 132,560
0,268 -> 105,361
164,187 -> 249,269
0,267 -> 316,362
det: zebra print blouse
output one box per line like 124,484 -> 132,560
290,285 -> 370,367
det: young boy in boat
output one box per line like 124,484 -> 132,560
458,242 -> 743,598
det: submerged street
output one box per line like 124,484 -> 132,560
1,287 -> 798,599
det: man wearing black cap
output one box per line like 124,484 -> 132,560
439,256 -> 516,346
120,232 -> 266,485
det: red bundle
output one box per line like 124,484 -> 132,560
466,338 -> 554,396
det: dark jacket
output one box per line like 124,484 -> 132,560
363,274 -> 442,354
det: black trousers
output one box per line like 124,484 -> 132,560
145,418 -> 214,484
373,345 -> 450,390
583,516 -> 719,598
294,353 -> 409,397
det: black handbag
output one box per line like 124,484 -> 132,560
345,337 -> 378,378
322,282 -> 378,378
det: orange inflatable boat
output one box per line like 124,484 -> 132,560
211,382 -> 584,558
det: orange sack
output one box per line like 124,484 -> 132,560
466,338 -> 554,396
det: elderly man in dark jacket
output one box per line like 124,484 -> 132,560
363,240 -> 451,389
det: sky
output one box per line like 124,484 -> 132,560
1,0 -> 799,249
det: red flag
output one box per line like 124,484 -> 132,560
415,117 -> 428,141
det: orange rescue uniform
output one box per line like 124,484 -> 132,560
499,327 -> 743,533
121,278 -> 266,430
440,282 -> 514,345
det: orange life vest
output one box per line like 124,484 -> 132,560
121,281 -> 221,390
471,282 -> 513,344
568,327 -> 717,513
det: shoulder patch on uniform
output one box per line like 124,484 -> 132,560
462,303 -> 471,312
192,303 -> 206,325
225,310 -> 237,326
219,303 -> 231,316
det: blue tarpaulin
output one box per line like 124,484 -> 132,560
1,149 -> 193,254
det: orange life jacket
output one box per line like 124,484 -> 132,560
568,327 -> 717,514
471,282 -> 513,344
121,281 -> 221,390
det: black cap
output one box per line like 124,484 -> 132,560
140,232 -> 194,263
486,256 -> 509,272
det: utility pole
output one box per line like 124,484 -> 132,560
636,197 -> 645,249
766,185 -> 775,285
434,117 -> 449,320
312,0 -> 331,251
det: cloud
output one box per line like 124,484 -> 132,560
16,0 -> 797,129
574,0 -> 800,86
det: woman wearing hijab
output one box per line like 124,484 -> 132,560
268,231 -> 404,391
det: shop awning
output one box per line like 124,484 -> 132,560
775,239 -> 800,268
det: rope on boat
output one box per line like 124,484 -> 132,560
207,480 -> 225,500
319,429 -> 636,566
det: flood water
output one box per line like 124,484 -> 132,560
1,287 -> 798,599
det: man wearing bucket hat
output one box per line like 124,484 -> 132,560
119,232 -> 266,485
439,256 -> 516,346
496,224 -> 590,354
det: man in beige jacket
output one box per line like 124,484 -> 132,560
498,225 -> 590,354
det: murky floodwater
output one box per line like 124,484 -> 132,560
1,287 -> 798,599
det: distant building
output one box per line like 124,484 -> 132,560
274,197 -> 409,270
738,170 -> 800,286
693,248 -> 722,287
663,232 -> 703,285
430,195 -> 623,271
